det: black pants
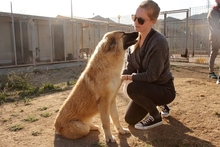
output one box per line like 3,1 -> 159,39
124,79 -> 176,125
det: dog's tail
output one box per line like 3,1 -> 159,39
54,119 -> 90,139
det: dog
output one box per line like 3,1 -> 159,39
79,48 -> 93,59
54,30 -> 138,142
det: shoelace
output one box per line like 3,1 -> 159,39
161,106 -> 168,112
141,116 -> 154,125
162,107 -> 167,112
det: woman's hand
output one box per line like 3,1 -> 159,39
121,75 -> 132,81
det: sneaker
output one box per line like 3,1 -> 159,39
209,72 -> 217,79
160,105 -> 170,118
134,115 -> 162,130
216,76 -> 220,84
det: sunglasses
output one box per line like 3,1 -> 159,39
131,14 -> 150,25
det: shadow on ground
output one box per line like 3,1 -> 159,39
53,116 -> 214,147
54,131 -> 101,147
128,116 -> 214,147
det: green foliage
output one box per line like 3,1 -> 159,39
42,83 -> 55,91
170,65 -> 179,72
67,80 -> 76,86
40,112 -> 51,118
23,97 -> 32,105
2,118 -> 9,122
91,142 -> 107,147
9,124 -> 24,131
0,75 -> 8,90
214,110 -> 220,117
23,115 -> 39,122
0,92 -> 15,104
7,71 -> 33,90
0,70 -> 64,105
67,81 -> 71,86
32,130 -> 42,136
11,113 -> 19,117
0,92 -> 6,104
39,83 -> 61,93
19,87 -> 39,97
37,106 -> 48,111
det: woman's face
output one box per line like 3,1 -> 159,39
133,7 -> 155,33
216,0 -> 220,6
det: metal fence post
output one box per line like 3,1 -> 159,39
11,2 -> 17,65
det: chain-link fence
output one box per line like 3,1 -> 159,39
154,5 -> 216,63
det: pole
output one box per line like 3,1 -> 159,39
118,15 -> 121,23
207,0 -> 210,13
30,17 -> 36,66
71,0 -> 73,18
11,1 -> 17,65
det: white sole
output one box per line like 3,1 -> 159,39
161,110 -> 171,117
134,121 -> 162,130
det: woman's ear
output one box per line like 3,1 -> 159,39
151,19 -> 157,25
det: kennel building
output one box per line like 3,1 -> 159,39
0,12 -> 134,68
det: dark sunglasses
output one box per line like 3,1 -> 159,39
131,14 -> 148,25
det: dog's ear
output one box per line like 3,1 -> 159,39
104,37 -> 117,53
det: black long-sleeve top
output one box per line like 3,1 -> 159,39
122,29 -> 173,85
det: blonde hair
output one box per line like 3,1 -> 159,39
133,34 -> 141,51
139,0 -> 160,21
132,0 -> 160,51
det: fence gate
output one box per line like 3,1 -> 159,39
155,9 -> 190,61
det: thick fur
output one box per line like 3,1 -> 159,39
54,31 -> 138,142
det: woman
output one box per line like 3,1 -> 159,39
121,0 -> 176,130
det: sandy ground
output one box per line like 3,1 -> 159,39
0,61 -> 220,147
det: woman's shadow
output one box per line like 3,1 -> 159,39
125,116 -> 215,147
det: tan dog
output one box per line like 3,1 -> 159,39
54,30 -> 138,142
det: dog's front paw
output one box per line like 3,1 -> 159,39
118,128 -> 130,134
105,135 -> 116,143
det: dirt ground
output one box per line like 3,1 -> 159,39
0,61 -> 220,147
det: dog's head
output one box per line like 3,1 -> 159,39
121,31 -> 139,49
101,31 -> 138,53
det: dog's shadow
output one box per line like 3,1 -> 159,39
54,130 -> 101,147
53,129 -> 130,147
123,116 -> 215,147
